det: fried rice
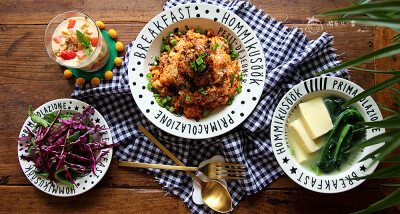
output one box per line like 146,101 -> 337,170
149,29 -> 241,119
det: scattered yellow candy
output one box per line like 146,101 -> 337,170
108,29 -> 117,38
96,21 -> 105,29
105,71 -> 113,80
91,77 -> 100,86
76,78 -> 85,86
114,57 -> 122,66
115,42 -> 124,52
64,69 -> 73,78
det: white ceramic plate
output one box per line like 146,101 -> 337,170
17,98 -> 113,197
128,3 -> 266,139
271,77 -> 384,193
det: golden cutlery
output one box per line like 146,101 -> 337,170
138,125 -> 233,213
119,161 -> 246,180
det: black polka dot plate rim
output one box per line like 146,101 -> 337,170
17,98 -> 113,197
270,76 -> 384,193
128,3 -> 266,139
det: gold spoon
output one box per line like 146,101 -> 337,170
138,125 -> 233,213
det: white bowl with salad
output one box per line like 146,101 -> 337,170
271,76 -> 384,193
17,99 -> 117,197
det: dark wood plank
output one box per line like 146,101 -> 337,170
0,186 -> 397,213
0,0 -> 353,25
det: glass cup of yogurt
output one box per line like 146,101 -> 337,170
44,11 -> 110,72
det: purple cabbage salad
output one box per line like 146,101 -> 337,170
17,105 -> 119,188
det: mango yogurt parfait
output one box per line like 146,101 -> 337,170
45,11 -> 109,72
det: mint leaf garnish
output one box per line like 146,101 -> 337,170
76,30 -> 92,56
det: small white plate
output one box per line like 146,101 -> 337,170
271,77 -> 384,193
17,98 -> 113,197
128,3 -> 266,139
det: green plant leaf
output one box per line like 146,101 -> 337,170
360,134 -> 400,164
383,113 -> 400,120
319,1 -> 400,16
347,129 -> 399,153
315,44 -> 400,76
351,188 -> 400,214
381,153 -> 400,162
84,46 -> 91,56
389,86 -> 400,96
342,74 -> 400,108
76,30 -> 91,47
378,184 -> 400,187
357,162 -> 400,180
377,103 -> 398,114
351,66 -> 400,74
361,118 -> 400,128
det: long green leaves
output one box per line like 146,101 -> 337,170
319,2 -> 400,213
351,188 -> 400,214
319,1 -> 400,16
342,74 -> 400,107
315,44 -> 400,76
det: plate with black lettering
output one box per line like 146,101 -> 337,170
271,76 -> 384,193
128,3 -> 266,139
17,98 -> 113,197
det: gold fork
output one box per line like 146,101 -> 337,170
119,161 -> 246,180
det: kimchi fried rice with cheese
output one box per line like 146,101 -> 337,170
148,28 -> 242,119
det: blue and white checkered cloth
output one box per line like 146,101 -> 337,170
72,0 -> 348,213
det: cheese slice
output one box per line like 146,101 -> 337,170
299,97 -> 333,139
288,132 -> 308,164
288,119 -> 321,153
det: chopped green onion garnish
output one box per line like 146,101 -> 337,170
169,32 -> 174,37
154,93 -> 160,98
147,80 -> 153,90
146,73 -> 152,78
177,31 -> 182,36
164,45 -> 171,51
153,61 -> 158,66
196,57 -> 204,65
169,107 -> 175,112
198,87 -> 207,95
195,29 -> 202,34
190,61 -> 197,71
231,74 -> 235,83
226,94 -> 235,105
212,43 -> 222,51
203,110 -> 210,117
238,72 -> 243,81
186,95 -> 191,101
236,87 -> 242,93
200,52 -> 205,58
198,63 -> 206,71
161,98 -> 168,105
171,39 -> 177,46
161,46 -> 165,52
162,38 -> 167,45
155,56 -> 159,61
165,96 -> 172,102
231,51 -> 238,60
224,39 -> 227,43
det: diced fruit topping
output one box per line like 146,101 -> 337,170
76,50 -> 86,60
53,35 -> 62,44
67,19 -> 76,29
90,36 -> 98,47
60,51 -> 77,60
70,33 -> 78,44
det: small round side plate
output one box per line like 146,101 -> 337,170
17,98 -> 113,197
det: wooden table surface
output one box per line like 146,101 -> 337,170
1,0 -> 399,213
